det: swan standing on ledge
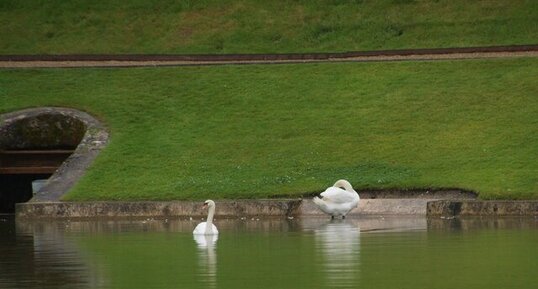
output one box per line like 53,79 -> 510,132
193,200 -> 219,235
313,180 -> 360,219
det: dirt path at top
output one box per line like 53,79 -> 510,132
1,45 -> 537,68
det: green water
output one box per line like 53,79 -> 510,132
1,217 -> 537,289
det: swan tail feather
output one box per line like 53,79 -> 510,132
313,196 -> 332,215
313,196 -> 324,206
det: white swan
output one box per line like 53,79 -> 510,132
313,179 -> 360,218
193,200 -> 219,235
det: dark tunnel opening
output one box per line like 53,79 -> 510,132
0,174 -> 52,214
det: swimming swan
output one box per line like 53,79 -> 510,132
193,200 -> 219,235
313,180 -> 360,218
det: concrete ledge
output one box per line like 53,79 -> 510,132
15,200 -> 302,219
16,198 -> 436,219
301,199 -> 433,215
427,200 -> 538,217
16,199 -> 538,219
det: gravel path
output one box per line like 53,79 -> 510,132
1,47 -> 537,68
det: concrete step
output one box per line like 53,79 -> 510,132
301,199 -> 438,216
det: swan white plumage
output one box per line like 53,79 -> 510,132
193,200 -> 219,235
313,179 -> 360,218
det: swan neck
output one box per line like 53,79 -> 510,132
334,180 -> 354,192
206,206 -> 215,228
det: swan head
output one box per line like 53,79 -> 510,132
203,200 -> 216,209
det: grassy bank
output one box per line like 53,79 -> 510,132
1,58 -> 537,200
1,0 -> 537,54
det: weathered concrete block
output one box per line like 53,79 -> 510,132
301,198 -> 433,215
15,198 -> 538,219
427,200 -> 538,217
15,199 -> 303,219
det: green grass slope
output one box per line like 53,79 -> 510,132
1,58 -> 537,200
1,0 -> 537,54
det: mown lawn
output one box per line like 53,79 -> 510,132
0,58 -> 537,200
0,0 -> 537,54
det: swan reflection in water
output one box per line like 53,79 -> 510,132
312,219 -> 361,288
194,234 -> 218,288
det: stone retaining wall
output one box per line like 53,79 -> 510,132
16,199 -> 538,219
427,200 -> 538,217
16,198 -> 443,219
300,199 -> 434,216
15,200 -> 302,219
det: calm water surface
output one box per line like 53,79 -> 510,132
1,216 -> 537,289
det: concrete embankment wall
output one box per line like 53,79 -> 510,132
16,200 -> 303,219
427,200 -> 538,217
16,199 -> 434,219
16,189 -> 481,219
16,198 -> 538,219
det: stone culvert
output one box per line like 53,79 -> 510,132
0,107 -> 108,204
